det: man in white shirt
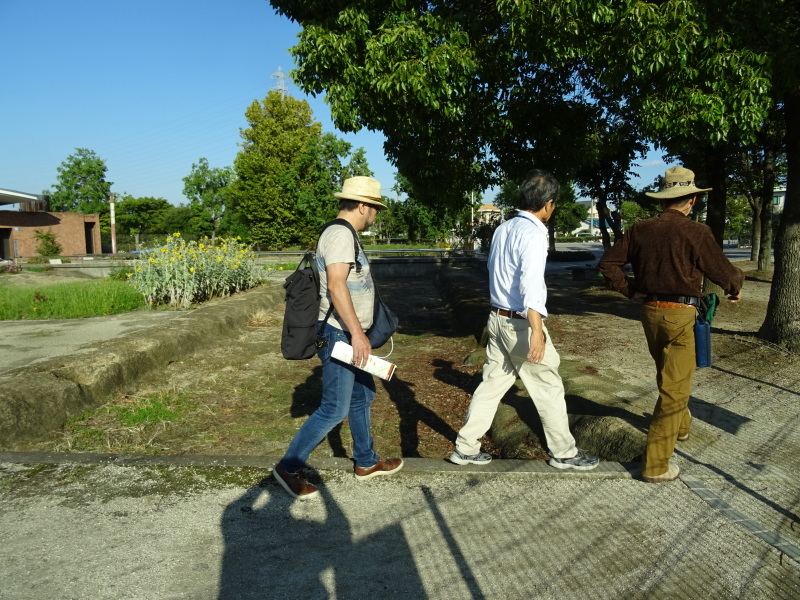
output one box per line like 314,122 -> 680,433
451,169 -> 599,470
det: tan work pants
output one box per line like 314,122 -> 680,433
640,305 -> 696,477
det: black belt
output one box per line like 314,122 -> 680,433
492,307 -> 527,320
645,294 -> 700,307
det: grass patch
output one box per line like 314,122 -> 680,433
0,279 -> 146,319
55,393 -> 200,453
24,266 -> 54,273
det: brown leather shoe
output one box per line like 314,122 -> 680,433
642,463 -> 681,483
354,457 -> 404,481
273,464 -> 319,500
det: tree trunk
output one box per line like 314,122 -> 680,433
750,202 -> 762,262
759,90 -> 800,351
704,147 -> 727,245
758,146 -> 776,272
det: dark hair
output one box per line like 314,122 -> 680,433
338,199 -> 361,212
518,169 -> 560,211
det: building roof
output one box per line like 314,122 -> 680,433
0,188 -> 47,209
478,203 -> 500,212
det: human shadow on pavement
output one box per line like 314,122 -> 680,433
290,365 -> 347,458
218,475 -> 427,599
381,373 -> 459,456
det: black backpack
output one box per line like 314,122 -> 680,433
280,219 -> 361,360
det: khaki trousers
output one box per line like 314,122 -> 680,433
455,312 -> 578,458
640,305 -> 696,477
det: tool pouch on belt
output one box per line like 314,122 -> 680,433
694,293 -> 718,368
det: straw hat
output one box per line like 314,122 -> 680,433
334,176 -> 387,210
645,166 -> 712,200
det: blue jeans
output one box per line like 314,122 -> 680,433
279,323 -> 380,473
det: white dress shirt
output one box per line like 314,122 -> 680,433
488,211 -> 549,319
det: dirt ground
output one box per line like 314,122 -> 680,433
11,260 -> 792,463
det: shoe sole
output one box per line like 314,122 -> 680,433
677,434 -> 689,442
355,461 -> 404,481
642,465 -> 681,483
547,459 -> 600,471
273,469 -> 319,500
449,454 -> 492,466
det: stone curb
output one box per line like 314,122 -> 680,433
0,451 -> 637,478
0,284 -> 285,448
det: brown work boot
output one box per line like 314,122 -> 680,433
273,464 -> 319,500
354,457 -> 404,481
642,463 -> 681,483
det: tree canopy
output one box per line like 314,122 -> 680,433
182,158 -> 234,241
47,148 -> 112,214
227,91 -> 373,249
271,0 -> 800,348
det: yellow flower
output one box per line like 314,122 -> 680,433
189,267 -> 195,273
199,244 -> 204,249
173,232 -> 181,237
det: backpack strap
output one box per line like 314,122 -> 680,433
297,251 -> 334,332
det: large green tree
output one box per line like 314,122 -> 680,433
114,195 -> 171,236
228,91 -> 372,249
47,148 -> 113,213
182,158 -> 234,243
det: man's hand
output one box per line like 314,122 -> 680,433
350,331 -> 372,368
527,331 -> 546,364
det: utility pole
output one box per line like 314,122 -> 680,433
109,193 -> 117,255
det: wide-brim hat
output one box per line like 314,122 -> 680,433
645,166 -> 712,200
334,176 -> 388,210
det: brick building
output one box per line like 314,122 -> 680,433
0,189 -> 101,259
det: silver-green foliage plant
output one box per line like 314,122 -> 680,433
130,234 -> 261,308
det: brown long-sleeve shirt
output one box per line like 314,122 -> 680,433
597,209 -> 744,299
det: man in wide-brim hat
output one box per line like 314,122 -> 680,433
273,176 -> 402,501
598,166 -> 744,483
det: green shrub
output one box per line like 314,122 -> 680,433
33,228 -> 63,257
129,234 -> 262,308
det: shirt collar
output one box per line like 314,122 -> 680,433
515,210 -> 548,234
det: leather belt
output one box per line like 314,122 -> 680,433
492,307 -> 527,320
645,294 -> 700,307
645,301 -> 696,309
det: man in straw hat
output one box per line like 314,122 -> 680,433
273,176 -> 403,500
598,166 -> 744,482
450,169 -> 600,471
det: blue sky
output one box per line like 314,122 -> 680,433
0,0 -> 666,207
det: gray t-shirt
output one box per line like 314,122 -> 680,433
316,224 -> 374,332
